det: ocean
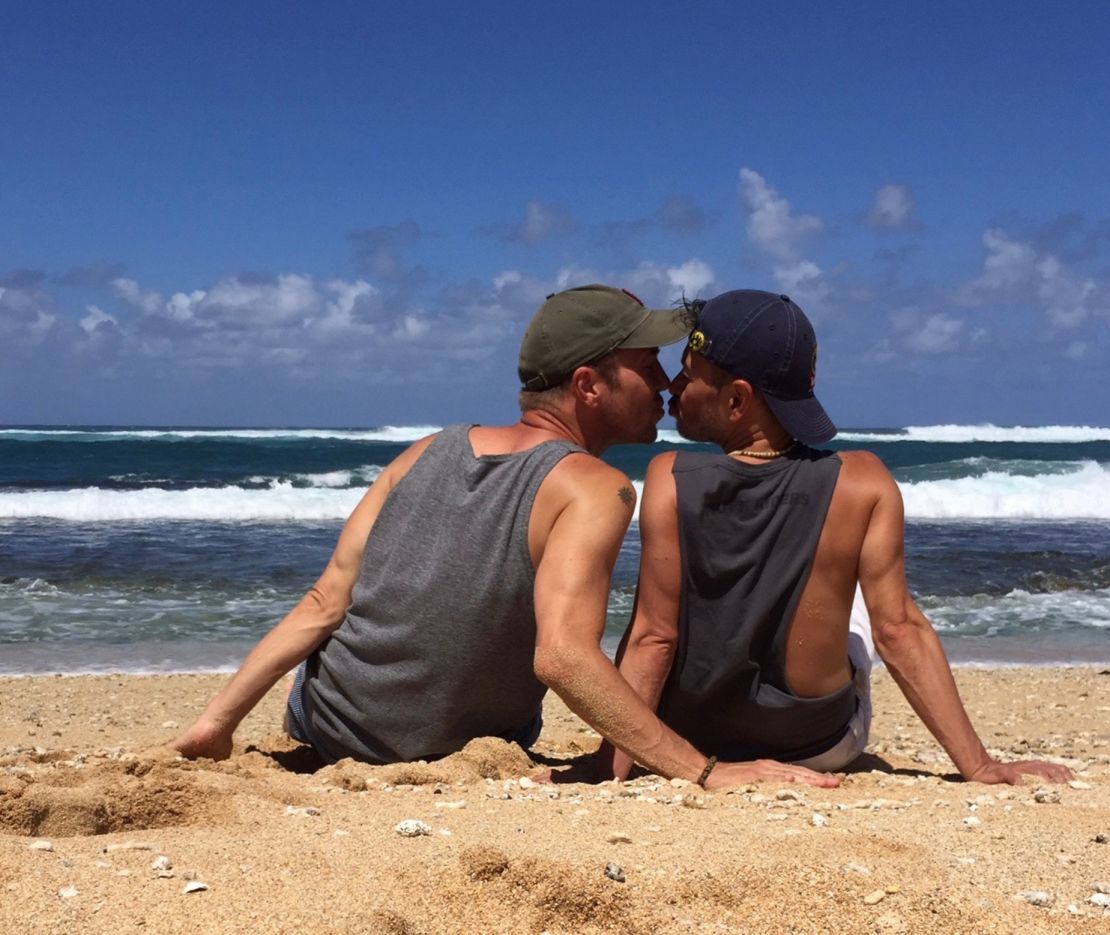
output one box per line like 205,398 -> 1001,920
1,424 -> 1108,675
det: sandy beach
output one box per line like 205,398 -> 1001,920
2,667 -> 1108,933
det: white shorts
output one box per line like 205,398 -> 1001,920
790,585 -> 874,772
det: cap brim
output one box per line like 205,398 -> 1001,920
763,393 -> 837,445
618,307 -> 695,349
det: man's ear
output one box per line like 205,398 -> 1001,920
569,365 -> 604,408
724,379 -> 754,421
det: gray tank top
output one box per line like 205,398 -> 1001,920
658,447 -> 856,761
300,424 -> 583,764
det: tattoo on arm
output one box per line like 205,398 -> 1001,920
618,486 -> 635,507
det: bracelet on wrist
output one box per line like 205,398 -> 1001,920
696,755 -> 718,788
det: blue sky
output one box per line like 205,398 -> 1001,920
3,1 -> 1108,428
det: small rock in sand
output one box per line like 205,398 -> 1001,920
29,840 -> 53,851
1089,894 -> 1110,908
863,890 -> 886,905
1033,788 -> 1061,804
1018,890 -> 1054,907
1092,882 -> 1110,895
103,842 -> 155,853
811,813 -> 829,828
182,881 -> 208,894
962,816 -> 981,828
285,805 -> 321,817
1068,780 -> 1093,790
775,788 -> 805,802
58,886 -> 79,899
604,863 -> 625,883
151,855 -> 173,872
394,819 -> 432,837
606,832 -> 633,844
1095,833 -> 1108,844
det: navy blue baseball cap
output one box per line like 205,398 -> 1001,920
687,290 -> 836,444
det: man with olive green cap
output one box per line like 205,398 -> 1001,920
172,284 -> 838,791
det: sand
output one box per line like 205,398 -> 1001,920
1,667 -> 1108,933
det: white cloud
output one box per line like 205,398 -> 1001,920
503,200 -> 576,245
958,227 -> 1107,328
905,314 -> 965,353
111,277 -> 163,314
666,259 -> 714,297
866,184 -> 917,230
80,305 -> 116,333
738,168 -> 823,261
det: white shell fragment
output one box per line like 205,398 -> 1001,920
151,855 -> 173,872
58,886 -> 78,899
393,819 -> 432,837
182,881 -> 209,894
962,816 -> 981,827
1089,893 -> 1110,908
1018,891 -> 1054,907
285,805 -> 321,817
811,813 -> 829,828
29,840 -> 54,851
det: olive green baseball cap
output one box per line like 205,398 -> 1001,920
518,284 -> 695,390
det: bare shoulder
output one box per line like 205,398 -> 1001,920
541,452 -> 637,515
838,449 -> 896,484
645,450 -> 679,481
835,450 -> 899,504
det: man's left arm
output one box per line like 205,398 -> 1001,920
853,451 -> 1073,785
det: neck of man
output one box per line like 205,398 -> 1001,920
719,419 -> 796,460
517,409 -> 594,454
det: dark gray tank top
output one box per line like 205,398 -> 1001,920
301,424 -> 583,764
658,447 -> 856,761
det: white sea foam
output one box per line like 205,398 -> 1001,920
0,426 -> 442,443
0,483 -> 365,521
899,460 -> 1110,520
3,464 -> 1105,522
838,424 -> 1110,444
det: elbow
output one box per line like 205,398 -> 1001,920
533,644 -> 592,691
871,612 -> 930,660
627,626 -> 677,668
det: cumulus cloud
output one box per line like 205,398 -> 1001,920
738,168 -> 823,261
905,314 -> 965,353
486,200 -> 577,245
958,227 -> 1107,328
80,305 -> 117,333
866,184 -> 918,231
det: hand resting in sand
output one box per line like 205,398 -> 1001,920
170,715 -> 235,761
963,758 -> 1073,786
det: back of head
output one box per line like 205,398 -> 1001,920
517,283 -> 693,411
688,290 -> 836,445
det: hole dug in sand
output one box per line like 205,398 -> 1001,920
0,762 -> 228,837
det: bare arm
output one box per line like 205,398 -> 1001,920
854,452 -> 1072,785
171,435 -> 436,759
595,453 -> 682,780
537,460 -> 838,790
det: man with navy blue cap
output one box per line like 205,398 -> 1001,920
598,290 -> 1071,786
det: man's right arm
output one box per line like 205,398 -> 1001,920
171,435 -> 436,760
852,451 -> 1072,785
